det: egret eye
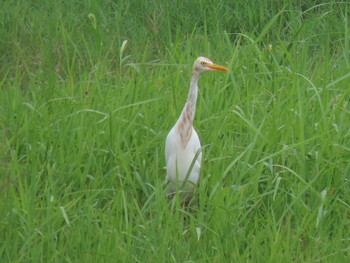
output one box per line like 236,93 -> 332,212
200,61 -> 206,66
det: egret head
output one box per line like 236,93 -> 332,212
192,56 -> 229,74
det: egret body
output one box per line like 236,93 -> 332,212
165,57 -> 228,196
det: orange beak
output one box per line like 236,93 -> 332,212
207,63 -> 229,71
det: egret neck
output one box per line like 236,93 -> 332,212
176,70 -> 200,148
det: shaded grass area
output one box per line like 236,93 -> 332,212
1,0 -> 350,262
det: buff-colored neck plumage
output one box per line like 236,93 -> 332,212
176,70 -> 200,147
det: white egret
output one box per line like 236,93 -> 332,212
165,56 -> 229,197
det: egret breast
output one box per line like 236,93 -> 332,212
165,126 -> 202,189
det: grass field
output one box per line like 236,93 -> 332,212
1,0 -> 350,262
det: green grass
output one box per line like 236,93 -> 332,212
1,0 -> 350,262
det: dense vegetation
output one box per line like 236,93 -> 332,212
1,0 -> 349,262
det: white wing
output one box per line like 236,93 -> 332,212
165,126 -> 202,187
